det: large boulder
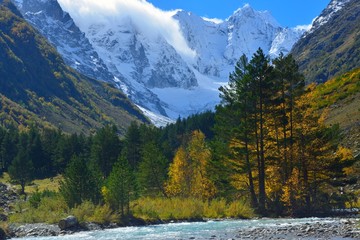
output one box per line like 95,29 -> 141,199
58,216 -> 78,230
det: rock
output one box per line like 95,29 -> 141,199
0,214 -> 7,222
8,223 -> 61,238
0,227 -> 7,240
58,216 -> 78,230
81,222 -> 102,231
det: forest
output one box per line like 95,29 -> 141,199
0,49 -> 358,224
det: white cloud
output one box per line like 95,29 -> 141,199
202,17 -> 224,24
58,0 -> 196,59
294,23 -> 312,32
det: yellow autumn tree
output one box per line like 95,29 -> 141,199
164,146 -> 191,197
188,130 -> 217,200
165,130 -> 216,200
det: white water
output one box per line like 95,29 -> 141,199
12,218 -> 344,240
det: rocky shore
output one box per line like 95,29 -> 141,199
7,222 -> 104,238
5,218 -> 360,239
231,218 -> 360,239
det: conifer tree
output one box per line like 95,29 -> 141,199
137,141 -> 168,197
0,127 -> 18,172
91,125 -> 121,178
123,122 -> 142,170
105,154 -> 135,217
8,133 -> 34,195
216,54 -> 258,208
60,155 -> 101,208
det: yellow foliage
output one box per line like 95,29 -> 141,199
101,186 -> 110,205
281,168 -> 304,208
132,197 -> 255,221
265,166 -> 282,199
165,130 -> 216,200
165,147 -> 189,197
336,146 -> 353,162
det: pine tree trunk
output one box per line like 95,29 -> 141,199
258,76 -> 266,214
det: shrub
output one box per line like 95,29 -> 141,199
9,194 -> 68,224
132,197 -> 255,221
204,199 -> 227,218
89,204 -> 119,225
225,200 -> 255,219
71,201 -> 119,225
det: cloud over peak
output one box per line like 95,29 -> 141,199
58,0 -> 195,58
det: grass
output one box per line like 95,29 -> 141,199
27,175 -> 63,193
70,201 -> 119,225
132,197 -> 255,221
0,172 -> 11,184
0,172 -> 62,194
8,194 -> 69,224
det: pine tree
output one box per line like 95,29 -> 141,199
90,125 -> 121,178
137,141 -> 168,197
60,155 -> 101,208
105,155 -> 135,217
0,127 -> 18,172
123,122 -> 142,170
8,133 -> 34,195
216,54 -> 258,208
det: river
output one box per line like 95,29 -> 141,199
11,218 -> 359,240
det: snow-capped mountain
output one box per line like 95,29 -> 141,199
12,0 -> 306,123
174,5 -> 305,79
13,0 -> 113,83
307,0 -> 351,34
13,0 -> 170,122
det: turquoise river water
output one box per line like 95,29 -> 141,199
12,218 -> 350,240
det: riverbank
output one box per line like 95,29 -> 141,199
5,217 -> 360,239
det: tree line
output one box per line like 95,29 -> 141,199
0,48 -> 356,217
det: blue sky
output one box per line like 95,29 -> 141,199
146,0 -> 330,27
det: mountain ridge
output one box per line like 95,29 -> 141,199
0,0 -> 149,134
291,0 -> 360,83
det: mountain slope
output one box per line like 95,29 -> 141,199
15,0 -> 305,121
13,0 -> 169,119
291,0 -> 360,83
309,67 -> 360,154
0,0 -> 149,134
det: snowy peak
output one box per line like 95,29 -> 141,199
269,27 -> 306,57
13,0 -> 115,84
85,17 -> 198,89
229,4 -> 280,28
225,5 -> 282,64
174,4 -> 299,78
308,0 -> 351,33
